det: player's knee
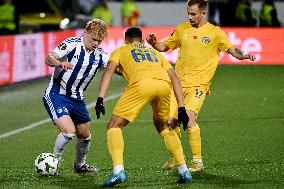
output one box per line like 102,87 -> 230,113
60,127 -> 76,135
187,111 -> 197,128
168,118 -> 178,129
153,117 -> 167,133
76,123 -> 91,138
76,127 -> 90,139
107,115 -> 129,130
76,130 -> 90,139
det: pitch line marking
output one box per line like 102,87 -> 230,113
0,93 -> 122,139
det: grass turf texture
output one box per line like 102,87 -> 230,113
0,65 -> 283,189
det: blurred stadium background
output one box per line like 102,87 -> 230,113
0,0 -> 284,188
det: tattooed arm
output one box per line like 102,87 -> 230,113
227,46 -> 256,61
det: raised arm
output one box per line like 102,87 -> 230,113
167,68 -> 184,108
146,33 -> 170,52
227,46 -> 256,61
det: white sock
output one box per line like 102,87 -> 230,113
53,133 -> 75,162
177,163 -> 188,174
75,135 -> 91,167
113,165 -> 124,174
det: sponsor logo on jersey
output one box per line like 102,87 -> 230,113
202,37 -> 210,44
58,43 -> 67,50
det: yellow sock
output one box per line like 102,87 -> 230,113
107,128 -> 124,165
187,124 -> 202,160
160,128 -> 185,165
173,126 -> 181,139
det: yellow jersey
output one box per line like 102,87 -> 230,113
164,22 -> 232,88
109,42 -> 172,86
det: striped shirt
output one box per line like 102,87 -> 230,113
45,37 -> 108,100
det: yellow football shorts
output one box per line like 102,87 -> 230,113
169,86 -> 207,119
113,78 -> 171,122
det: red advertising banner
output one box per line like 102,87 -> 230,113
221,28 -> 284,64
0,27 -> 283,87
0,36 -> 14,86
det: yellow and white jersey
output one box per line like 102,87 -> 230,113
164,22 -> 232,88
109,42 -> 172,86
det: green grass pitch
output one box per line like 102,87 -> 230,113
0,65 -> 283,189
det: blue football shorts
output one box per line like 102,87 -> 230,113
43,92 -> 91,125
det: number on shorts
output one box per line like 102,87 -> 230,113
195,88 -> 203,98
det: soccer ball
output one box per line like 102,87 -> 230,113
34,153 -> 59,176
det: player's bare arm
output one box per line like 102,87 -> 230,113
227,46 -> 256,61
146,33 -> 170,52
167,68 -> 189,129
45,52 -> 73,71
98,60 -> 117,98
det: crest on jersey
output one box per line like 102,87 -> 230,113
58,43 -> 67,50
202,37 -> 210,44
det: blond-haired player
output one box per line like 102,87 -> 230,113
43,19 -> 108,174
147,0 -> 256,172
95,27 -> 192,187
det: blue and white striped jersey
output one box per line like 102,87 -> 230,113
45,37 -> 108,100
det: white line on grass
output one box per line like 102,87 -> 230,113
0,93 -> 122,139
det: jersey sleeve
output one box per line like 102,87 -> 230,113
109,48 -> 120,66
217,29 -> 233,52
53,37 -> 77,59
101,51 -> 109,68
164,25 -> 180,50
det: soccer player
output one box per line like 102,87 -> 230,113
43,19 -> 108,174
146,0 -> 256,172
95,27 -> 192,187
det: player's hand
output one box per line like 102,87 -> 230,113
146,33 -> 157,46
95,97 -> 105,119
60,62 -> 72,71
178,107 -> 189,131
244,53 -> 256,61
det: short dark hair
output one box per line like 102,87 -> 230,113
187,0 -> 208,10
125,27 -> 142,39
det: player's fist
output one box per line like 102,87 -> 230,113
178,107 -> 189,131
95,97 -> 105,119
146,33 -> 157,46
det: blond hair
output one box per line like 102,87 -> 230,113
85,19 -> 108,40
